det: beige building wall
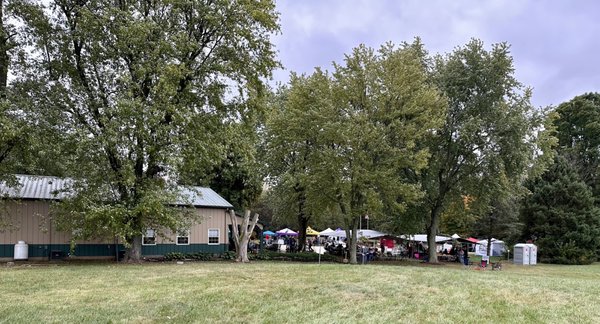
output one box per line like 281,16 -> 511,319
154,208 -> 230,244
0,200 -> 51,245
1,200 -> 236,246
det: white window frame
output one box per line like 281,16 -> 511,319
208,228 -> 220,245
142,229 -> 156,246
176,229 -> 190,246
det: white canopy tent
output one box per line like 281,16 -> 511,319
318,228 -> 335,236
319,228 -> 345,237
318,229 -> 387,239
276,228 -> 298,236
400,234 -> 451,243
475,238 -> 506,256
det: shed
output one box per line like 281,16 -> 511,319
0,174 -> 235,261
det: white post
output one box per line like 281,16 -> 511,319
318,235 -> 321,265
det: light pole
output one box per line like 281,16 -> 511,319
365,214 -> 369,230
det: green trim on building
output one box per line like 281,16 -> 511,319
0,244 -> 119,258
0,243 -> 228,258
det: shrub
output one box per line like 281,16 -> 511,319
250,251 -> 339,262
163,252 -> 212,261
164,252 -> 186,261
221,251 -> 236,260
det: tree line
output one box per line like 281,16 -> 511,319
1,0 -> 599,264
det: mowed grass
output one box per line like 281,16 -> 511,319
1,260 -> 599,323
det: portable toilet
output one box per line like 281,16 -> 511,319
513,243 -> 530,265
526,244 -> 537,265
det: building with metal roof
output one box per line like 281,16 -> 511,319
1,174 -> 233,209
0,174 -> 241,261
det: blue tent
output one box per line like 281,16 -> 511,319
263,230 -> 276,236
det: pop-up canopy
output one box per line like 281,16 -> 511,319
276,228 -> 298,236
262,230 -> 276,236
319,228 -> 335,236
306,227 -> 320,236
319,229 -> 387,239
400,234 -> 451,243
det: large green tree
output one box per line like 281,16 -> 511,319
13,0 -> 279,261
183,120 -> 263,213
555,93 -> 600,200
0,0 -> 21,181
415,39 -> 553,263
265,41 -> 446,263
320,42 -> 445,264
264,70 -> 335,252
521,155 -> 600,264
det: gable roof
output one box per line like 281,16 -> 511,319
0,174 -> 233,209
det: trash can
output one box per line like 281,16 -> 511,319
14,241 -> 28,260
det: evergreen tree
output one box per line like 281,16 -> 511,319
555,93 -> 600,200
521,156 -> 600,264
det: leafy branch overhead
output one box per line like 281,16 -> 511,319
7,0 -> 279,261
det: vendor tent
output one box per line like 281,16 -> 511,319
262,230 -> 276,236
400,234 -> 451,243
475,238 -> 506,256
306,227 -> 320,236
319,228 -> 334,236
357,229 -> 387,239
276,228 -> 298,236
319,228 -> 345,237
319,229 -> 387,239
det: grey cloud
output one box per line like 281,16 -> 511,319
271,0 -> 599,107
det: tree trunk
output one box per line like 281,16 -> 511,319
486,211 -> 494,257
295,183 -> 308,252
347,218 -> 358,264
229,209 -> 259,263
237,240 -> 249,262
125,235 -> 143,262
427,203 -> 443,263
298,213 -> 309,252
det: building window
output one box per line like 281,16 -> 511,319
208,229 -> 219,245
142,229 -> 156,245
176,229 -> 190,245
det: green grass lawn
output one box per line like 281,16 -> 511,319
1,260 -> 599,323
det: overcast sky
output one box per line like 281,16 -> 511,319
271,0 -> 599,108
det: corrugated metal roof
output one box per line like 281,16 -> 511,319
177,187 -> 233,208
0,174 -> 233,209
0,175 -> 71,200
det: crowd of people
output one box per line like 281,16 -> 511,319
256,233 -> 472,265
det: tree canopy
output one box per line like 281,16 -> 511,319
265,41 -> 446,263
9,0 -> 279,260
521,155 -> 600,264
411,39 -> 552,262
555,93 -> 600,200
